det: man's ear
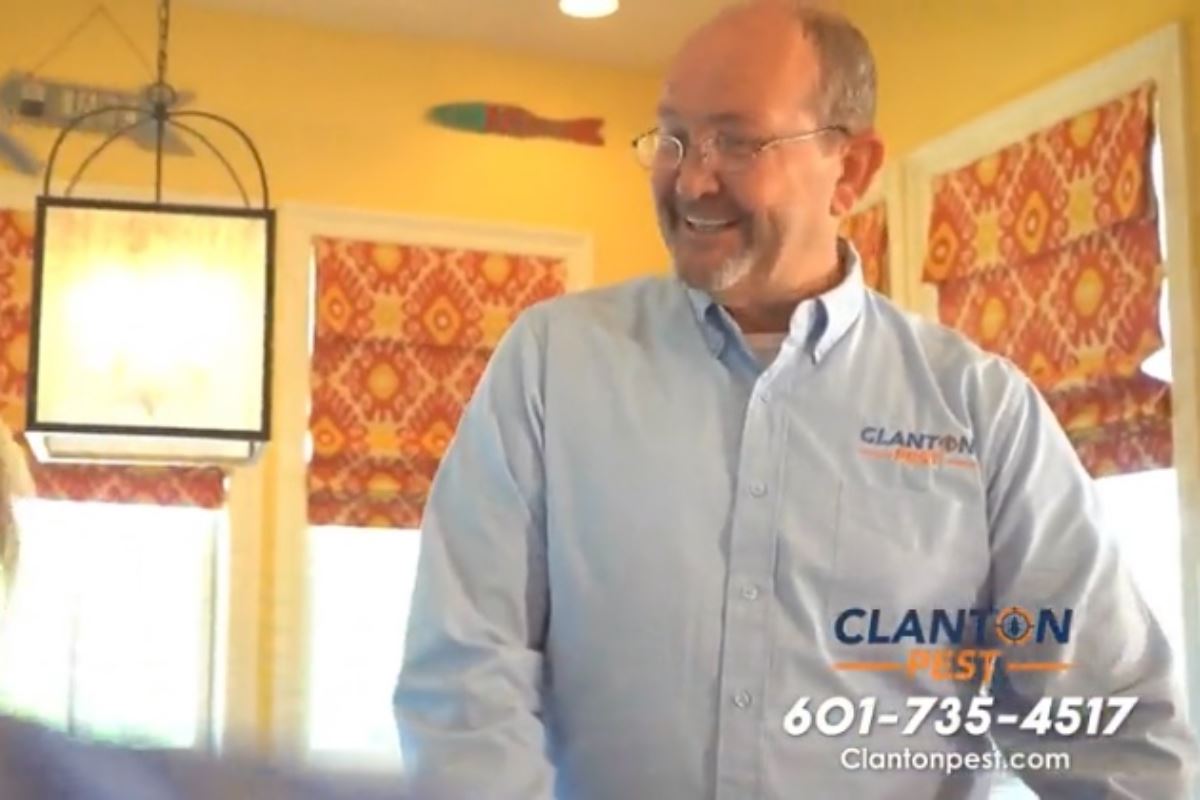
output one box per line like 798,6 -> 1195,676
830,132 -> 885,216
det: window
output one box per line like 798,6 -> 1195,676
0,498 -> 219,749
1140,129 -> 1171,383
988,469 -> 1182,800
1094,469 -> 1184,651
306,526 -> 421,770
1100,128 -> 1186,657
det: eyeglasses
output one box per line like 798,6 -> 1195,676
631,126 -> 847,173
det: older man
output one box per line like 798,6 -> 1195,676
395,2 -> 1195,798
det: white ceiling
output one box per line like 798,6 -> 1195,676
184,0 -> 747,70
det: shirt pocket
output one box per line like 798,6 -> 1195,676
826,480 -> 990,617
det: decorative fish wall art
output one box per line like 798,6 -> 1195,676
0,71 -> 195,175
427,102 -> 605,147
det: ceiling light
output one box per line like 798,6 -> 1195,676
28,0 -> 273,466
559,0 -> 619,19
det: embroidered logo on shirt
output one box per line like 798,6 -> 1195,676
858,426 -> 977,470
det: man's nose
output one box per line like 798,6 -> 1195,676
674,143 -> 721,200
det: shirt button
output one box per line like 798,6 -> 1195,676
733,691 -> 753,709
741,584 -> 759,601
749,481 -> 767,498
757,391 -> 770,403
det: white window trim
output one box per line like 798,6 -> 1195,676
896,24 -> 1200,727
272,203 -> 592,759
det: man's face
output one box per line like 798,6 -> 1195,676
652,15 -> 849,299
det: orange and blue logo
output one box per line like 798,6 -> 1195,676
858,426 -> 977,471
833,606 -> 1073,683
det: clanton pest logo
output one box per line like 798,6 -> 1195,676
858,426 -> 978,471
833,606 -> 1073,683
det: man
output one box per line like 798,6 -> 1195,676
395,2 -> 1196,798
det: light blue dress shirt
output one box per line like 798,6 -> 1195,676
396,244 -> 1194,799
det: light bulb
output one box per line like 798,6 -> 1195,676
559,0 -> 619,19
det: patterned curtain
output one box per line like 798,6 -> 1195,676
308,236 -> 567,528
841,200 -> 889,294
921,83 -> 1169,477
0,209 -> 226,506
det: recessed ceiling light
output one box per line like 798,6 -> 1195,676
559,0 -> 619,19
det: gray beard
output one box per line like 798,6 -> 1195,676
708,251 -> 755,293
677,249 -> 756,295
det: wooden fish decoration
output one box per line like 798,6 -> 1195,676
427,102 -> 604,147
0,71 -> 195,175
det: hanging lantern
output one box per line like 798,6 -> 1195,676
26,0 -> 273,466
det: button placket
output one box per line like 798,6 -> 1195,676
714,379 -> 783,799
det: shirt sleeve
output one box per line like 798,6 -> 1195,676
393,309 -> 555,800
977,359 -> 1197,797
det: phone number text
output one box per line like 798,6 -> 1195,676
782,696 -> 1136,738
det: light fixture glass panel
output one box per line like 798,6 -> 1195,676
35,204 -> 268,434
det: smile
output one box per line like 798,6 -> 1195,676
683,215 -> 739,232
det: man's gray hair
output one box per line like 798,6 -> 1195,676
788,3 -> 877,133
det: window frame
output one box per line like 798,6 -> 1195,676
271,203 -> 592,760
896,24 -> 1200,718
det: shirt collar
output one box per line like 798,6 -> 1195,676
683,237 -> 866,363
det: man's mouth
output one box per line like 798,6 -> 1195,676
681,214 -> 740,233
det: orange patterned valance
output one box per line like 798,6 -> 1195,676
920,83 -> 1169,478
0,209 -> 226,507
935,217 -> 1164,393
923,84 -> 1156,283
308,237 -> 566,528
841,200 -> 889,294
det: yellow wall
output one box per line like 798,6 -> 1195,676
6,2 -> 1193,290
3,0 -> 666,286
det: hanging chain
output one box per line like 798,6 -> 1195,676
152,0 -> 172,200
28,5 -> 156,80
155,0 -> 170,89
